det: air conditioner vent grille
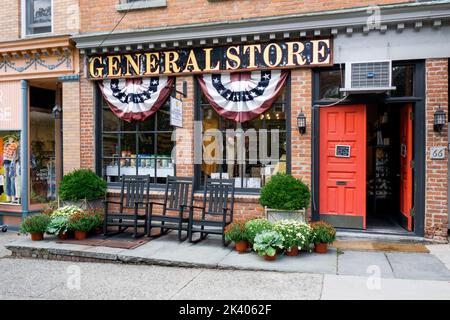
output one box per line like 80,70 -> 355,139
351,61 -> 391,88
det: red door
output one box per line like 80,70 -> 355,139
399,104 -> 413,231
319,105 -> 366,229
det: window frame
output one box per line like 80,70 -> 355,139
194,74 -> 292,194
21,0 -> 53,38
95,85 -> 176,189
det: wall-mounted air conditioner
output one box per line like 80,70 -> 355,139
340,61 -> 396,93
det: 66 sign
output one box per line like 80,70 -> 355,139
430,147 -> 446,160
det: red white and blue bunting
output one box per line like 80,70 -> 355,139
197,70 -> 288,122
99,77 -> 174,122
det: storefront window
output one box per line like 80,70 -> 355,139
0,132 -> 21,205
100,98 -> 175,185
198,86 -> 289,191
391,64 -> 415,97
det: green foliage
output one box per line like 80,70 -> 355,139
224,221 -> 247,242
259,173 -> 310,210
273,220 -> 312,250
244,219 -> 273,245
59,169 -> 107,201
47,216 -> 69,235
20,215 -> 51,234
253,230 -> 284,257
68,210 -> 103,232
310,221 -> 336,244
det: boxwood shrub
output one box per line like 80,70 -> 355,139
59,169 -> 107,201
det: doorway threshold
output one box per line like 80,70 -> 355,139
336,228 -> 428,244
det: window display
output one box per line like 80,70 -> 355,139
199,86 -> 289,191
100,97 -> 175,185
0,132 -> 21,204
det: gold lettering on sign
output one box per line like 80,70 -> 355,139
108,55 -> 122,77
124,53 -> 141,76
89,56 -> 104,78
263,43 -> 282,67
225,46 -> 241,70
243,44 -> 261,68
164,51 -> 181,74
311,39 -> 330,65
286,42 -> 306,66
183,50 -> 201,73
203,48 -> 220,71
144,52 -> 160,75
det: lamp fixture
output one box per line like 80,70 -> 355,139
297,112 -> 306,135
433,106 -> 446,133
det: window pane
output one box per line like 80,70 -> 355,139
103,107 -> 119,132
121,119 -> 137,132
157,103 -> 171,131
392,65 -> 414,97
102,133 -> 119,157
138,116 -> 155,132
26,0 -> 52,35
318,69 -> 343,100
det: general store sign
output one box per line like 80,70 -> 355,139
87,39 -> 332,79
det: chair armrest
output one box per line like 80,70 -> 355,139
149,201 -> 166,206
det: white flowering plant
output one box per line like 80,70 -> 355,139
274,220 -> 312,250
51,205 -> 82,218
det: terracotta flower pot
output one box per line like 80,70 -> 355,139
285,246 -> 299,256
314,242 -> 328,254
235,240 -> 249,253
58,232 -> 68,240
74,230 -> 87,240
263,254 -> 277,261
30,233 -> 44,241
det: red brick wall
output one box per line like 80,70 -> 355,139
425,58 -> 449,241
80,54 -> 96,170
80,0 -> 412,34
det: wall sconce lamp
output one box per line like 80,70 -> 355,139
297,112 -> 306,135
433,106 -> 446,133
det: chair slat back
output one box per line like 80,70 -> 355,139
203,178 -> 235,216
119,175 -> 151,209
164,176 -> 194,212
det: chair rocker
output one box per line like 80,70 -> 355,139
187,178 -> 235,246
103,175 -> 150,238
147,176 -> 194,241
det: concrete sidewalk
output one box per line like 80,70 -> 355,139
4,232 -> 450,281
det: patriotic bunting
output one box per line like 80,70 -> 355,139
197,70 -> 288,122
99,77 -> 174,122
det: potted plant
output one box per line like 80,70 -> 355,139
20,215 -> 51,241
47,205 -> 83,239
253,230 -> 284,261
259,173 -> 310,222
47,216 -> 70,240
85,208 -> 104,235
59,169 -> 107,210
224,221 -> 249,253
244,218 -> 273,247
274,220 -> 311,256
310,221 -> 336,253
68,211 -> 99,240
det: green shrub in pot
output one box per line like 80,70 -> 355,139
20,215 -> 51,237
59,169 -> 107,201
259,173 -> 310,210
310,221 -> 336,244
